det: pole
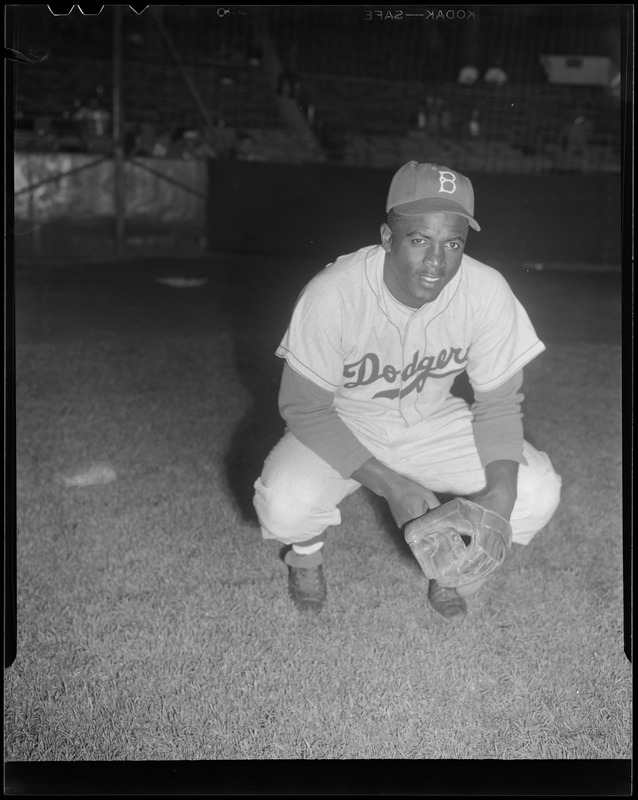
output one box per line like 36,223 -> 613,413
113,5 -> 125,256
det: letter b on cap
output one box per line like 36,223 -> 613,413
438,170 -> 457,194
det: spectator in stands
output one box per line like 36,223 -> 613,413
65,99 -> 82,121
180,130 -> 199,160
180,129 -> 216,160
73,95 -> 111,153
126,124 -> 175,159
413,103 -> 427,132
484,63 -> 508,86
236,131 -> 266,162
152,133 -> 171,159
167,128 -> 187,157
468,108 -> 481,139
130,123 -> 156,157
457,65 -> 479,86
557,112 -> 591,173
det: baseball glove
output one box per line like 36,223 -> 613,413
404,497 -> 512,588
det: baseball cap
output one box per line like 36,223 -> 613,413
386,161 -> 481,231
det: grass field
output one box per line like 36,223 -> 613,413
5,253 -> 631,777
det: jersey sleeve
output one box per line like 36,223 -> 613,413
276,277 -> 349,392
466,271 -> 545,393
279,362 -> 375,478
471,369 -> 527,467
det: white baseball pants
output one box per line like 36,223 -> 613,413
253,424 -> 562,548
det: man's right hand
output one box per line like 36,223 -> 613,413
351,457 -> 441,529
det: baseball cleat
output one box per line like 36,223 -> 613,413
428,580 -> 467,623
284,549 -> 327,614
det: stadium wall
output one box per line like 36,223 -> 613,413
13,153 -> 620,267
207,161 -> 621,268
13,152 -> 207,260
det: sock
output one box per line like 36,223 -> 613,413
292,541 -> 324,556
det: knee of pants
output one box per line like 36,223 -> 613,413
253,475 -> 342,545
512,456 -> 562,545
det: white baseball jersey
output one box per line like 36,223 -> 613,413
277,245 -> 545,448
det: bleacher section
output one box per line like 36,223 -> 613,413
302,75 -> 620,173
14,56 -> 283,132
11,6 -> 621,174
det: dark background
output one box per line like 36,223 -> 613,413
207,161 -> 622,266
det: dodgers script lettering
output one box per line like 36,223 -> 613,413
343,347 -> 468,400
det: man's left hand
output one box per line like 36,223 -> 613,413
468,459 -> 519,521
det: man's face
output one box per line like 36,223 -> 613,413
380,212 -> 468,308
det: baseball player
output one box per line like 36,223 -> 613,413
253,161 -> 562,622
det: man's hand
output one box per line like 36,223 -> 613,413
468,460 -> 519,521
351,458 -> 440,528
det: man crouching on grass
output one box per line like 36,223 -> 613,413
253,161 -> 562,622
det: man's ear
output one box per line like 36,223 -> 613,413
380,222 -> 392,252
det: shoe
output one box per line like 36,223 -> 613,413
428,580 -> 467,623
284,548 -> 327,614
